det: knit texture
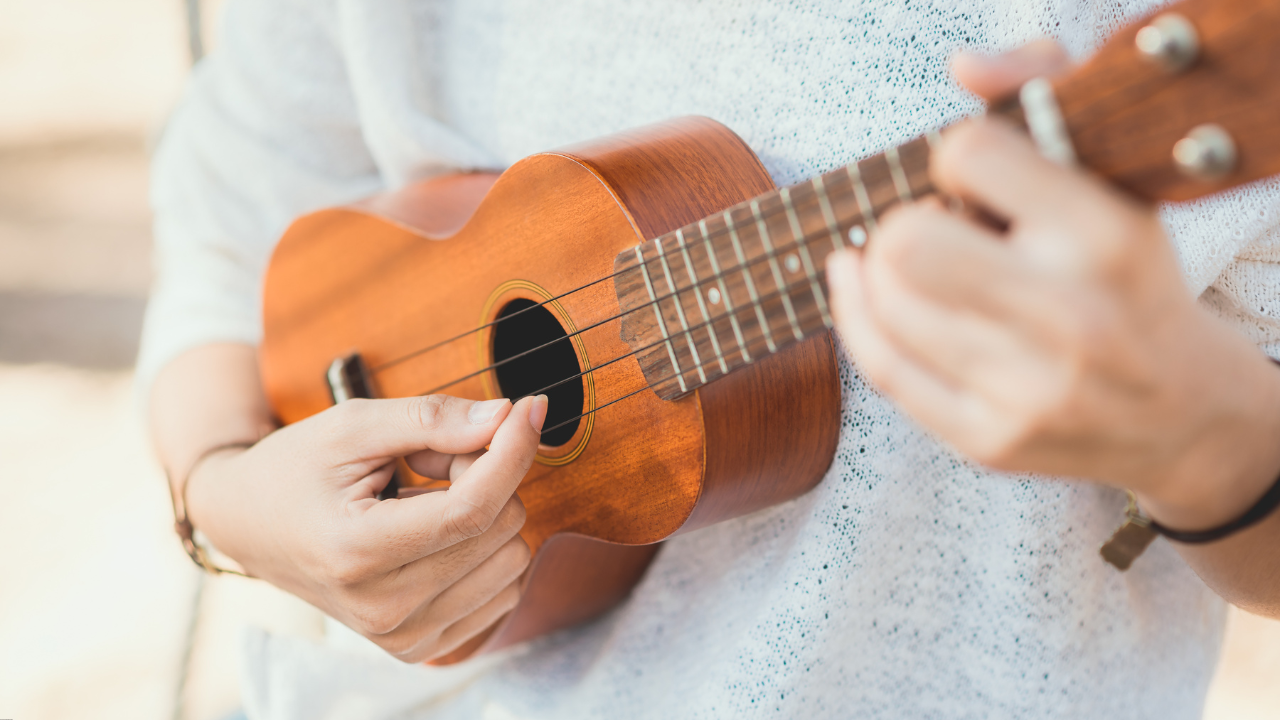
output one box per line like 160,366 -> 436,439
139,0 -> 1280,717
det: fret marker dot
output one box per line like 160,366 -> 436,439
707,288 -> 721,305
848,226 -> 868,248
785,253 -> 801,273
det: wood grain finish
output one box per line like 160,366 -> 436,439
260,117 -> 840,663
1052,0 -> 1280,202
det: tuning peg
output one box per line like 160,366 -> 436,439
1173,124 -> 1236,181
1136,13 -> 1199,72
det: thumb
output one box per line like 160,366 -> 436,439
314,395 -> 513,477
952,40 -> 1071,102
362,395 -> 547,555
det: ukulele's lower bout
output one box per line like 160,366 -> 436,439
260,117 -> 840,664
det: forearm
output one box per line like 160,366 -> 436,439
1137,344 -> 1280,617
150,343 -> 278,489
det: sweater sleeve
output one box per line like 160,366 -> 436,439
1160,176 -> 1280,359
135,0 -> 382,405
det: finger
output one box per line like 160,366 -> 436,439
872,200 -> 1067,338
356,395 -> 546,558
828,249 -> 994,447
379,540 -> 528,663
318,395 -> 513,477
435,395 -> 545,545
405,449 -> 454,479
386,496 -> 525,599
951,40 -> 1070,101
426,579 -> 522,663
332,496 -> 524,634
449,451 -> 483,481
864,225 -> 1043,404
931,117 -> 1123,237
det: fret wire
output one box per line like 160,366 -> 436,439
779,187 -> 833,329
885,146 -> 914,203
647,271 -> 831,399
374,141 -> 930,379
655,237 -> 708,384
700,219 -> 751,363
423,225 -> 837,400
634,244 -> 687,394
395,134 -> 967,398
675,228 -> 729,375
724,209 -> 777,353
751,199 -> 805,342
542,286 -> 835,433
524,266 -> 829,402
811,174 -> 845,252
846,161 -> 879,234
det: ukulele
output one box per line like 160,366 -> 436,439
260,0 -> 1280,664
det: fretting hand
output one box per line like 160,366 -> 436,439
826,42 -> 1280,538
184,391 -> 547,663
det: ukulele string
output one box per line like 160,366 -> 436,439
493,275 -> 812,404
529,292 -> 830,438
403,201 -> 862,398
410,224 -> 844,398
369,189 -> 867,377
414,262 -> 826,398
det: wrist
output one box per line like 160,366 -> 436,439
1137,348 -> 1280,532
177,443 -> 255,575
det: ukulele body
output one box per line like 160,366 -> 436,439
260,117 -> 841,663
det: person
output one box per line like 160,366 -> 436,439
140,0 -> 1280,717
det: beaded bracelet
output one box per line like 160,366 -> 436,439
166,441 -> 258,577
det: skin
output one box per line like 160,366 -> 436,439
827,42 -> 1280,617
152,42 -> 1280,670
153,343 -> 548,663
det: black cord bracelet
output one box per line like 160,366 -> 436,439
1147,470 -> 1280,544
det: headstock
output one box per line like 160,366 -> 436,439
1049,0 -> 1280,202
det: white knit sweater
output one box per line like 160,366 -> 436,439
139,0 -> 1280,718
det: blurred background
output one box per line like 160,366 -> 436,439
0,1 -> 1276,719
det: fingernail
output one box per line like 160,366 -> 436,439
528,395 -> 548,433
469,398 -> 509,425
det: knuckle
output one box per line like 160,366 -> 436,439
325,398 -> 366,437
494,497 -> 528,536
348,601 -> 403,636
876,212 -> 929,269
411,395 -> 447,433
324,551 -> 375,588
378,630 -> 435,663
444,500 -> 493,542
936,121 -> 987,174
858,352 -> 899,396
969,423 -> 1029,469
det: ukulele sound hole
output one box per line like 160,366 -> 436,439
492,298 -> 583,447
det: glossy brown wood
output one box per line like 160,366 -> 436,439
1053,0 -> 1280,202
260,117 -> 840,662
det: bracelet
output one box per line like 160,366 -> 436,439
1148,470 -> 1280,544
166,441 -> 257,577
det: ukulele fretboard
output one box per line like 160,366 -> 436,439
613,133 -> 936,399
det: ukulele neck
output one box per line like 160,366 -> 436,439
612,133 -> 938,400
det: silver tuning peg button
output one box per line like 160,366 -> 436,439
1173,124 -> 1237,181
1135,13 -> 1199,72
